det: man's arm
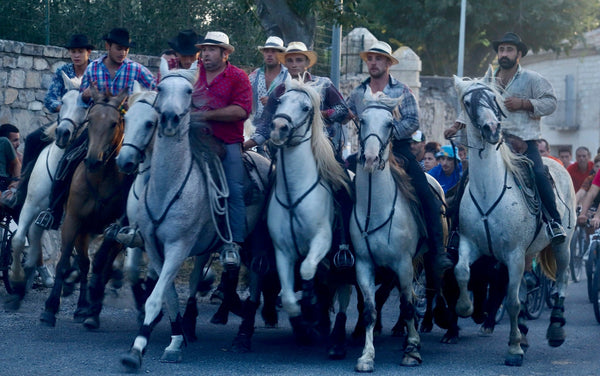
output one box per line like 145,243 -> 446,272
44,67 -> 66,113
193,105 -> 247,123
392,88 -> 419,139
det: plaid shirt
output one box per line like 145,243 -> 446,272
248,65 -> 288,120
347,75 -> 419,141
81,55 -> 156,98
192,60 -> 252,144
44,63 -> 80,113
251,73 -> 349,146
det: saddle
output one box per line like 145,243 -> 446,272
503,133 -> 541,217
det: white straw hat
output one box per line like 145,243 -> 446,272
196,31 -> 234,53
359,41 -> 399,65
258,36 -> 286,52
277,41 -> 317,68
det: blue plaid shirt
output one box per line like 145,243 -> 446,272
44,63 -> 79,113
81,56 -> 156,99
347,75 -> 419,140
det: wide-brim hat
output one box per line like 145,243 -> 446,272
103,28 -> 135,48
196,31 -> 235,53
436,145 -> 460,160
492,32 -> 528,57
410,130 -> 425,143
277,41 -> 317,68
258,36 -> 286,52
168,29 -> 200,56
65,34 -> 94,50
359,41 -> 399,65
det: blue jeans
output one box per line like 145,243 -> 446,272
223,143 -> 246,242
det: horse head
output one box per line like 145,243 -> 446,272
270,80 -> 319,146
358,95 -> 402,173
155,58 -> 197,138
55,71 -> 87,148
117,82 -> 158,174
454,76 -> 505,145
85,86 -> 127,171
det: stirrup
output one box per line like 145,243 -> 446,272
333,244 -> 354,269
220,243 -> 241,270
35,210 -> 54,230
547,221 -> 566,245
116,227 -> 144,248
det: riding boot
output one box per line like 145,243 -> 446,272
524,141 -> 566,245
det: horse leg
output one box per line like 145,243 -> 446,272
352,285 -> 366,341
260,271 -> 280,328
374,277 -> 394,336
440,270 -> 461,344
355,259 -> 376,372
210,266 -> 242,324
275,249 -> 302,340
74,241 -> 91,323
120,243 -> 188,371
5,221 -> 41,310
182,256 -> 203,341
125,246 -> 148,324
504,257 -> 525,366
40,243 -> 75,326
454,238 -> 477,317
159,282 -> 186,363
547,243 -> 569,347
232,269 -> 262,353
481,262 -> 508,335
328,284 -> 351,360
84,237 -> 122,329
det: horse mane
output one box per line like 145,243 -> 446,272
285,79 -> 350,193
128,88 -> 157,107
43,122 -> 57,139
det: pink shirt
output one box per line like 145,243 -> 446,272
191,61 -> 252,144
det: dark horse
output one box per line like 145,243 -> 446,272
39,87 -> 132,327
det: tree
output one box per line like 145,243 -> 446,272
357,0 -> 600,76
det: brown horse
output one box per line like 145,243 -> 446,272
40,87 -> 132,328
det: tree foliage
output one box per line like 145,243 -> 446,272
356,0 -> 600,76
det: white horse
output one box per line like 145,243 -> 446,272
350,96 -> 425,372
268,79 -> 351,344
119,62 -> 272,369
8,72 -> 87,304
453,77 -> 575,366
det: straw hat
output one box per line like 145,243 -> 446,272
359,41 -> 399,65
196,31 -> 235,53
277,41 -> 317,68
257,36 -> 286,52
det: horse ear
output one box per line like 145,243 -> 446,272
90,84 -> 103,103
160,57 -> 170,77
189,60 -> 198,71
132,81 -> 142,94
115,88 -> 129,107
61,71 -> 80,91
453,75 -> 469,97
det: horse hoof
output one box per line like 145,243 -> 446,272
328,345 -> 347,360
504,353 -> 523,366
210,311 -> 228,325
355,359 -> 374,373
440,333 -> 459,344
120,348 -> 142,370
401,346 -> 422,367
231,332 -> 252,353
159,349 -> 182,363
546,323 -> 565,347
62,282 -> 75,297
3,294 -> 22,311
39,311 -> 56,327
479,326 -> 494,337
73,308 -> 88,323
83,315 -> 100,330
420,321 -> 433,333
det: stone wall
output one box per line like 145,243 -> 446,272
0,39 -> 161,142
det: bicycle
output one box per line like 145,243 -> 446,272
0,206 -> 15,294
570,223 -> 587,282
586,227 -> 600,323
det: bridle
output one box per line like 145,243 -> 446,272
121,98 -> 157,165
270,89 -> 315,148
57,88 -> 89,145
155,73 -> 192,139
357,104 -> 395,170
88,101 -> 125,166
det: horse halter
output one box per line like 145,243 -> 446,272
121,98 -> 157,164
357,104 -> 395,170
57,88 -> 89,144
271,89 -> 315,147
88,101 -> 125,165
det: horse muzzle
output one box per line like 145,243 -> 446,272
160,111 -> 183,137
270,117 -> 290,145
361,153 -> 379,173
482,122 -> 501,144
116,150 -> 139,175
55,127 -> 71,149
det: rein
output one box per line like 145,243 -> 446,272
355,105 -> 394,170
270,89 -> 314,148
121,98 -> 157,165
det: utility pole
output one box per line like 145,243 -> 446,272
45,0 -> 50,45
330,0 -> 342,88
457,0 -> 466,76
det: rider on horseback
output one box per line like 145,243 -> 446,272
35,28 -> 156,230
346,41 -> 453,282
445,32 -> 567,245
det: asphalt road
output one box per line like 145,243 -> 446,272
0,273 -> 599,376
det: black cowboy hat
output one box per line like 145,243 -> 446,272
65,34 -> 94,50
102,28 -> 135,48
168,30 -> 200,56
492,32 -> 528,57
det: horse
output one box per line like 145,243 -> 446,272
267,78 -> 353,350
6,72 -> 88,308
452,76 -> 575,366
119,63 -> 272,370
350,95 -> 429,372
39,86 -> 131,328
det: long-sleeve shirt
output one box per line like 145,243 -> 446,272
44,63 -> 80,113
347,75 -> 419,141
80,55 -> 156,97
251,73 -> 349,146
456,65 -> 557,142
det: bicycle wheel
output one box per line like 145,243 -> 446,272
570,227 -> 585,282
524,265 -> 545,320
593,257 -> 600,324
0,226 -> 14,294
587,241 -> 599,303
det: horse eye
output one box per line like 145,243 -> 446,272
186,88 -> 192,95
145,121 -> 154,129
302,106 -> 310,112
157,86 -> 162,92
111,121 -> 117,128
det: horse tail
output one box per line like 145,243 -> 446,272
537,246 -> 557,281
